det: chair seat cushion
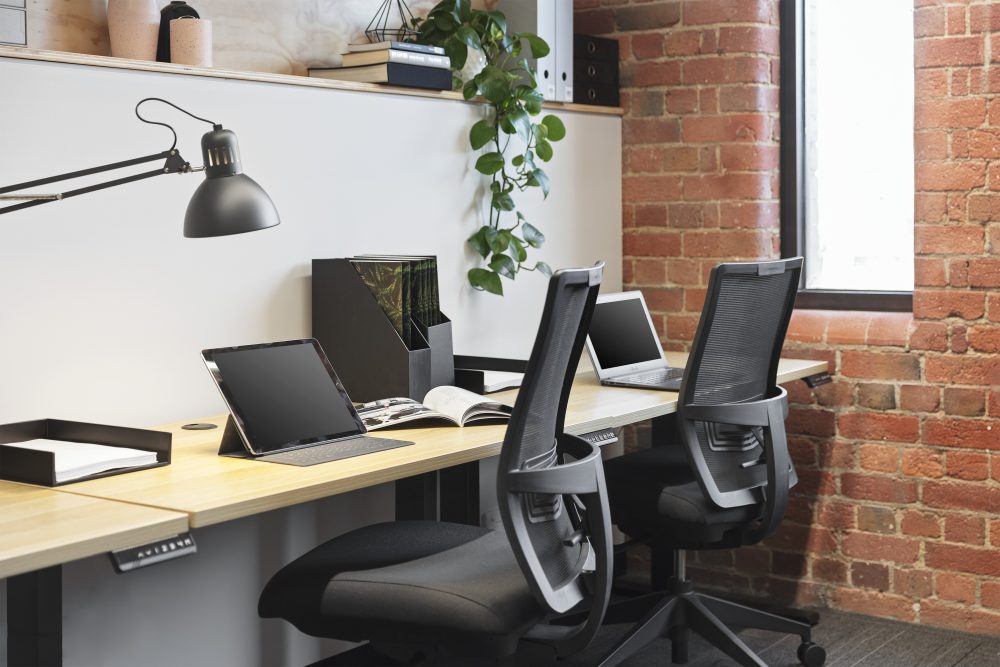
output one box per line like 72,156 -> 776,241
604,447 -> 759,548
259,521 -> 544,655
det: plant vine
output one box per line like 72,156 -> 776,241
413,0 -> 567,295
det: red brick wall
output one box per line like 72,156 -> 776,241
575,0 -> 1000,635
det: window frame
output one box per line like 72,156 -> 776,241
779,0 -> 913,312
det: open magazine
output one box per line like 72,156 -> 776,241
357,386 -> 512,430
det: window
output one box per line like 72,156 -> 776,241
780,0 -> 914,311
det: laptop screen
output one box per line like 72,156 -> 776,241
203,339 -> 366,455
588,295 -> 664,370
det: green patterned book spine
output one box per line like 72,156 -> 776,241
350,259 -> 411,348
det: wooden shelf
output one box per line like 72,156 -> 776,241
0,45 -> 624,117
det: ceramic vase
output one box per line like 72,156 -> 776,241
170,17 -> 212,67
107,0 -> 159,61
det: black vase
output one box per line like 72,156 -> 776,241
157,1 -> 200,63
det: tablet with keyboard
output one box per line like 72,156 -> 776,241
202,339 -> 414,466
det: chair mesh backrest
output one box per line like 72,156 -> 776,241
680,259 -> 801,500
497,265 -> 602,611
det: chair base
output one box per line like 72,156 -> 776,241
597,579 -> 826,667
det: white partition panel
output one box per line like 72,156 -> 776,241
0,57 -> 620,427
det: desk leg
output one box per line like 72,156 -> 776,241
7,565 -> 62,667
395,472 -> 438,521
439,462 -> 479,525
394,462 -> 480,525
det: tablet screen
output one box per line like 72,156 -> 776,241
202,339 -> 366,455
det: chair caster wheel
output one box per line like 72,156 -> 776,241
797,641 -> 826,667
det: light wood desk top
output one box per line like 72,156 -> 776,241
0,483 -> 188,579
58,356 -> 825,529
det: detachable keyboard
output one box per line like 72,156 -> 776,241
257,436 -> 415,467
612,367 -> 684,385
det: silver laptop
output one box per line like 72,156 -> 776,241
585,291 -> 684,391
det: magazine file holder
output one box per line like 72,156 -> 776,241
313,258 -> 453,403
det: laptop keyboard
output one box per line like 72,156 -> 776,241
257,436 -> 415,467
615,368 -> 684,385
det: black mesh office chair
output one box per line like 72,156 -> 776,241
259,263 -> 613,665
597,258 -> 826,667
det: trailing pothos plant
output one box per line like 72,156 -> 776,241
413,0 -> 567,296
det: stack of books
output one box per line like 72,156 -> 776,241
309,41 -> 452,90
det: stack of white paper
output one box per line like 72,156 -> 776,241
8,439 -> 157,483
482,371 -> 524,393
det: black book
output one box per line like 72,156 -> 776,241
308,63 -> 452,91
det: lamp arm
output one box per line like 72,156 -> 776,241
0,150 -> 191,215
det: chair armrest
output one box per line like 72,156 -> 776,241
682,391 -> 788,427
505,435 -> 603,495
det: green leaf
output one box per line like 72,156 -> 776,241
489,253 -> 516,279
433,12 -> 457,30
455,0 -> 472,22
475,152 -> 504,174
468,226 -> 491,258
509,236 -> 528,262
470,11 -> 489,34
522,90 -> 544,115
445,37 -> 469,70
541,115 -> 566,142
511,154 -> 525,167
469,268 -> 503,295
522,33 -> 550,59
469,120 -> 493,149
531,168 -> 551,198
492,191 -> 515,211
491,229 -> 512,253
522,222 -> 545,248
499,114 -> 516,135
462,78 -> 478,100
534,261 -> 553,277
486,11 -> 507,36
486,227 -> 510,252
455,25 -> 482,50
478,65 -> 512,103
488,21 -> 505,45
507,109 -> 532,142
535,139 -> 553,161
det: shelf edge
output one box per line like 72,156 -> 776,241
0,45 -> 624,117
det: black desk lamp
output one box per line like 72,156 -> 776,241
0,98 -> 280,238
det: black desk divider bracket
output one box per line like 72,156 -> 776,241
0,419 -> 171,486
454,355 -> 529,394
803,372 -> 832,388
313,258 -> 455,403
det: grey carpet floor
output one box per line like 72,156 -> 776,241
567,607 -> 1000,666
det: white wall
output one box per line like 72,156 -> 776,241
0,55 -> 621,666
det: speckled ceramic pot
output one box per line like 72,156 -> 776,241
170,17 -> 212,67
107,0 -> 159,61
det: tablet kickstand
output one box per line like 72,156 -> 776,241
218,416 -> 252,458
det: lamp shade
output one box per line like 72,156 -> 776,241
183,126 -> 280,238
